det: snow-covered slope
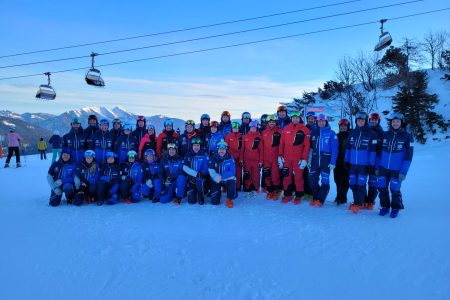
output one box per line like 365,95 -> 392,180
0,140 -> 449,299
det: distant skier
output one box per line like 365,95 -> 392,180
4,127 -> 23,168
47,148 -> 77,206
377,113 -> 414,218
48,130 -> 62,163
73,150 -> 100,206
334,119 -> 351,205
37,137 -> 48,160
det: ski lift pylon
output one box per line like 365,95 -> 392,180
36,72 -> 56,100
374,19 -> 393,52
85,52 -> 105,87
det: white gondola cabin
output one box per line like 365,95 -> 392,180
85,52 -> 105,87
374,19 -> 393,52
36,72 -> 56,100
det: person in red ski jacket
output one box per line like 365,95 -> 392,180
156,119 -> 179,159
261,115 -> 283,200
240,121 -> 263,192
138,124 -> 157,161
278,111 -> 311,204
225,122 -> 243,190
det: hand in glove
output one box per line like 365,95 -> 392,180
216,174 -> 222,183
399,173 -> 406,181
146,179 -> 153,188
52,187 -> 63,196
298,160 -> 307,169
277,156 -> 284,169
54,179 -> 62,187
328,164 -> 335,171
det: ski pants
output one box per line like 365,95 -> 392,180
6,147 -> 20,164
282,159 -> 305,197
140,179 -> 163,200
160,175 -> 187,204
210,178 -> 237,205
243,159 -> 260,191
49,184 -> 75,207
333,165 -> 350,203
308,163 -> 331,204
73,183 -> 97,206
119,181 -> 141,202
349,164 -> 368,205
97,180 -> 119,204
263,159 -> 281,192
377,167 -> 404,210
233,157 -> 242,190
186,177 -> 206,204
303,166 -> 312,195
39,150 -> 47,160
366,169 -> 379,205
51,149 -> 61,163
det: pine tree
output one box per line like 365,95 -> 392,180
392,71 -> 448,143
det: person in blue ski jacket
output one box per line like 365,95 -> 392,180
90,119 -> 114,166
307,114 -> 338,206
114,124 -> 138,164
63,117 -> 87,165
276,105 -> 291,130
158,143 -> 187,205
196,113 -> 211,146
133,115 -> 147,145
73,150 -> 100,206
240,112 -> 252,135
208,140 -> 237,208
306,111 -> 318,133
207,121 -> 224,156
119,150 -> 143,203
377,113 -> 414,218
140,149 -> 163,203
178,120 -> 199,158
345,112 -> 378,213
219,111 -> 232,137
85,114 -> 99,147
110,118 -> 123,148
96,151 -> 121,205
47,148 -> 77,207
183,137 -> 209,205
366,112 -> 384,208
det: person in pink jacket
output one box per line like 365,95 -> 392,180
5,127 -> 23,168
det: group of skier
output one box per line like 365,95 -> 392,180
46,107 -> 414,218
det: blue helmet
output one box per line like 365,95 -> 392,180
123,124 -> 132,131
84,150 -> 95,158
164,119 -> 174,127
106,151 -> 116,158
99,119 -> 109,126
306,111 -> 316,118
200,114 -> 210,121
144,149 -> 156,157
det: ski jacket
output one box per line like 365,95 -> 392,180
309,125 -> 338,168
276,116 -> 291,130
63,128 -> 87,165
138,133 -> 157,160
90,130 -> 114,163
258,124 -> 267,134
85,125 -> 99,147
207,131 -> 224,155
196,125 -> 210,145
261,126 -> 282,162
240,122 -> 251,135
76,160 -> 100,186
307,123 -> 318,134
224,132 -> 242,160
120,161 -> 143,184
156,130 -> 179,158
132,126 -> 147,145
344,125 -> 377,167
99,162 -> 121,184
159,154 -> 184,181
7,132 -> 23,147
110,127 -> 122,148
336,131 -> 350,167
183,149 -> 209,178
114,133 -> 138,163
370,124 -> 384,167
48,158 -> 77,184
48,135 -> 62,149
142,161 -> 160,182
208,152 -> 236,181
240,131 -> 263,163
379,128 -> 414,175
219,121 -> 232,137
178,130 -> 199,158
38,140 -> 47,151
279,123 -> 311,161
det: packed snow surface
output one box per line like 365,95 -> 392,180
0,140 -> 449,299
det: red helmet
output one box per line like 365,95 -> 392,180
338,119 -> 350,126
277,105 -> 287,112
221,111 -> 231,117
210,121 -> 219,127
369,113 -> 380,120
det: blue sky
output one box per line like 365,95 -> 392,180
0,0 -> 449,120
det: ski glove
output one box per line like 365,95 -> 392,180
54,179 -> 62,188
298,160 -> 307,169
52,187 -> 63,196
399,173 -> 406,181
278,156 -> 284,169
146,179 -> 153,188
328,164 -> 335,171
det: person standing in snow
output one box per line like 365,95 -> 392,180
240,112 -> 252,135
138,124 -> 157,161
303,111 -> 318,198
73,150 -> 100,206
345,112 -> 378,213
63,117 -> 87,165
37,137 -> 48,160
140,149 -> 163,203
133,115 -> 147,145
119,150 -> 143,204
225,122 -> 243,190
240,121 -> 263,193
259,114 -> 268,134
278,111 -> 311,204
96,151 -> 121,205
156,119 -> 179,159
47,148 -> 77,206
219,111 -> 232,137
110,118 -> 123,149
196,114 -> 211,146
206,121 -> 224,157
377,113 -> 414,218
158,143 -> 186,205
178,120 -> 199,158
49,130 -> 62,163
183,137 -> 209,205
4,127 -> 23,168
90,119 -> 114,166
365,113 -> 384,208
334,119 -> 351,205
307,114 -> 338,207
276,105 -> 291,130
114,124 -> 138,164
84,114 -> 99,148
208,140 -> 237,208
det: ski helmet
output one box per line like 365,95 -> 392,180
164,119 -> 174,127
260,114 -> 268,123
185,120 -> 195,127
242,112 -> 251,119
316,114 -> 327,121
99,119 -> 109,126
210,121 -> 219,128
144,149 -> 156,157
147,124 -> 155,130
167,143 -> 177,150
338,119 -> 350,126
232,122 -> 240,129
71,117 -> 80,124
112,118 -> 122,125
127,150 -> 138,158
355,112 -> 368,120
191,137 -> 202,145
106,151 -> 115,158
249,120 -> 258,128
84,150 -> 95,158
221,111 -> 231,117
123,124 -> 132,131
266,114 -> 277,122
370,113 -> 381,120
61,148 -> 71,155
200,114 -> 210,121
277,105 -> 287,112
216,140 -> 228,149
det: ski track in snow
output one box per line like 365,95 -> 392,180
1,141 -> 450,299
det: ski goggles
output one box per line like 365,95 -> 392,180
191,137 -> 202,145
306,111 -> 316,118
217,140 -> 228,149
242,112 -> 251,119
185,120 -> 195,126
232,122 -> 240,129
127,150 -> 138,158
144,149 -> 155,157
123,124 -> 132,131
266,114 -> 277,122
137,115 -> 146,122
355,112 -> 368,120
112,118 -> 122,124
290,111 -> 302,117
316,114 -> 327,121
84,150 -> 95,158
167,143 -> 177,150
389,113 -> 404,120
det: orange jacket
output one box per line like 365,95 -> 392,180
261,126 -> 282,162
225,132 -> 242,160
240,131 -> 263,163
279,123 -> 310,161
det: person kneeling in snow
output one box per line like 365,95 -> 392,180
377,113 -> 414,218
208,140 -> 236,208
140,149 -> 163,203
73,150 -> 100,206
183,137 -> 209,205
96,152 -> 121,205
47,148 -> 77,206
119,150 -> 143,204
158,143 -> 186,205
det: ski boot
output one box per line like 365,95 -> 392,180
281,195 -> 293,203
174,197 -> 182,206
16,162 -> 21,168
293,197 -> 302,205
152,198 -> 160,203
125,198 -> 132,204
349,203 -> 361,214
390,209 -> 399,218
379,207 -> 390,216
271,191 -> 281,200
226,198 -> 234,208
97,200 -> 104,206
309,200 -> 320,207
4,163 -> 9,168
266,192 -> 273,200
